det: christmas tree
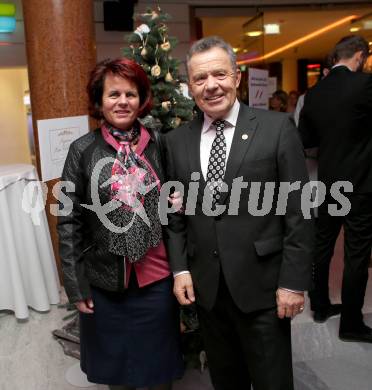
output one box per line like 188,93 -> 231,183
123,6 -> 195,133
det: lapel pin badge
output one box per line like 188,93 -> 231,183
242,133 -> 249,140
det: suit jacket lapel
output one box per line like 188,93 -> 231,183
219,104 -> 258,205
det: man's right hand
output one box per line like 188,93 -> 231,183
174,273 -> 195,305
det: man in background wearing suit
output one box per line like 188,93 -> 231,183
299,35 -> 372,343
164,36 -> 313,390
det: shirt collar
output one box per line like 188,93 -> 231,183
332,63 -> 352,72
202,99 -> 240,134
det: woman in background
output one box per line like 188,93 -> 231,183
270,89 -> 288,112
58,58 -> 184,390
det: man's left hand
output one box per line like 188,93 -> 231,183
276,288 -> 305,319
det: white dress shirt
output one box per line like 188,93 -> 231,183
332,63 -> 352,71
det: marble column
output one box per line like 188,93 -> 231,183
22,0 -> 96,280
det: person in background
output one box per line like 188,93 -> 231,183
269,89 -> 288,112
57,58 -> 184,390
286,90 -> 300,113
294,53 -> 334,194
294,54 -> 334,127
299,35 -> 372,343
164,36 -> 313,390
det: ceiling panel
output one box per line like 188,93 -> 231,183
201,5 -> 372,63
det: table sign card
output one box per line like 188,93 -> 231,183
37,115 -> 89,182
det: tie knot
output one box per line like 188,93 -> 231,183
212,120 -> 225,133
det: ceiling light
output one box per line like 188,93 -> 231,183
369,42 -> 372,45
363,21 -> 372,30
264,24 -> 280,35
233,47 -> 239,53
349,26 -> 360,32
245,30 -> 263,37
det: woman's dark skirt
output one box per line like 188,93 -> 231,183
79,275 -> 184,387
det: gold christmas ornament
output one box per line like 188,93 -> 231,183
151,10 -> 158,19
173,117 -> 181,127
141,47 -> 148,57
161,41 -> 171,51
151,65 -> 161,77
165,72 -> 173,82
161,101 -> 171,111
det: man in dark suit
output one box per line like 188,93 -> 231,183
164,36 -> 313,390
299,35 -> 372,342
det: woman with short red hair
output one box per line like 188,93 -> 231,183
58,58 -> 184,390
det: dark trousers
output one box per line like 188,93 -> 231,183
309,193 -> 372,331
197,273 -> 293,390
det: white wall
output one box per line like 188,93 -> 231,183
0,68 -> 31,164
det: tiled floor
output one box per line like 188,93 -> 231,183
1,231 -> 372,390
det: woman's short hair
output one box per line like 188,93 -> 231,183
87,58 -> 152,119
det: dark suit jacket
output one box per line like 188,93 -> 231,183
164,103 -> 313,312
299,66 -> 372,193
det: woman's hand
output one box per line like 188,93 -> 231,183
76,298 -> 94,314
168,191 -> 183,211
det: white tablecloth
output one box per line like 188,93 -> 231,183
0,164 -> 60,319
